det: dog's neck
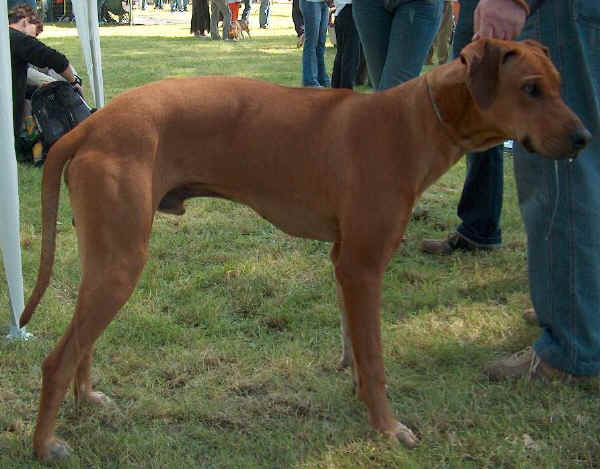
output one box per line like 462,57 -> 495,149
423,62 -> 507,154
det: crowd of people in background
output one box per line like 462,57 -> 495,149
8,0 -> 600,383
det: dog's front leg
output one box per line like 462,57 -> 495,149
332,241 -> 418,448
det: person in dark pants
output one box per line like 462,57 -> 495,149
292,0 -> 305,46
331,0 -> 360,89
241,0 -> 251,21
420,0 -> 504,255
190,0 -> 210,36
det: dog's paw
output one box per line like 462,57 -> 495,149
337,354 -> 352,370
82,391 -> 113,407
390,422 -> 419,449
36,437 -> 72,461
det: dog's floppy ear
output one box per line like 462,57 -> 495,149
460,38 -> 516,110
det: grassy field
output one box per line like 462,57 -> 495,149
1,3 -> 599,468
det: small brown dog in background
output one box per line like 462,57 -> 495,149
229,19 -> 251,40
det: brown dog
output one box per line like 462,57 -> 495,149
21,39 -> 589,461
229,19 -> 250,40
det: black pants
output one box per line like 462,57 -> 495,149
332,5 -> 360,89
292,0 -> 304,37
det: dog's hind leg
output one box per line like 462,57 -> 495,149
33,163 -> 153,461
33,238 -> 149,461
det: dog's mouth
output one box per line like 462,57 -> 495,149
519,135 -> 580,160
521,136 -> 536,154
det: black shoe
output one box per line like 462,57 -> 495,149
420,233 -> 499,255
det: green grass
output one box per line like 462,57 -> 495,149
2,3 -> 599,468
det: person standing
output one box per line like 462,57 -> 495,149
241,0 -> 251,21
210,0 -> 231,40
425,0 -> 455,66
331,0 -> 360,89
420,0 -> 504,255
467,0 -> 600,380
352,0 -> 443,92
259,0 -> 271,28
191,0 -> 210,37
299,0 -> 331,87
292,0 -> 305,47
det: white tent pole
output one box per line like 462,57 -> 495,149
72,0 -> 104,108
1,0 -> 32,340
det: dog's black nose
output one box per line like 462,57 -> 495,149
572,127 -> 592,152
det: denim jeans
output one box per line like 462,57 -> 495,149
300,0 -> 330,87
512,0 -> 600,375
453,0 -> 504,247
352,0 -> 443,91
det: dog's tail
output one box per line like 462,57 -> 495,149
19,129 -> 81,328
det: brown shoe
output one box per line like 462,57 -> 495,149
420,233 -> 499,255
483,347 -> 573,381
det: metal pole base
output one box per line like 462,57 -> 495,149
6,325 -> 34,340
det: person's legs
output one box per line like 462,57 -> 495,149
352,0 -> 393,91
421,0 -> 504,254
241,0 -> 251,21
259,0 -> 271,27
315,1 -> 330,87
332,5 -> 360,89
210,0 -> 225,39
300,0 -> 321,87
221,0 -> 231,39
510,0 -> 600,376
292,0 -> 304,37
377,0 -> 443,90
434,1 -> 453,64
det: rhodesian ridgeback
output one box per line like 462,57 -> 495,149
21,38 -> 590,461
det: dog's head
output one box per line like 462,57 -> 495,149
460,38 -> 591,158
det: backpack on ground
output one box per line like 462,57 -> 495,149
31,81 -> 92,161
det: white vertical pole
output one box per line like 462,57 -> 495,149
1,0 -> 31,340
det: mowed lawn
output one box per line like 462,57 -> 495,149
1,3 -> 599,468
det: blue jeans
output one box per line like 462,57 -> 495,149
512,0 -> 600,375
352,0 -> 443,91
453,0 -> 503,247
300,0 -> 330,87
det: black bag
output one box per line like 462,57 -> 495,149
31,81 -> 92,152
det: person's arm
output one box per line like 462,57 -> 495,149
19,35 -> 84,95
473,0 -> 529,40
58,64 -> 84,96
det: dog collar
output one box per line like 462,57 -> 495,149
424,75 -> 468,155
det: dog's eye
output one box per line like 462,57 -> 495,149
522,83 -> 541,98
